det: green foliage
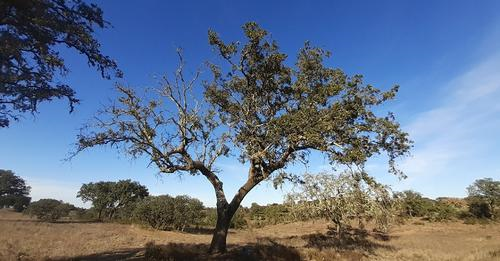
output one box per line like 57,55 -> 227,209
249,203 -> 292,227
24,199 -> 75,222
287,171 -> 396,233
395,190 -> 434,218
395,191 -> 465,222
134,195 -> 205,231
70,207 -> 96,221
77,179 -> 149,220
467,197 -> 492,219
229,208 -> 248,229
0,0 -> 121,127
467,178 -> 500,219
424,201 -> 461,222
201,207 -> 249,229
0,169 -> 31,211
206,22 -> 411,179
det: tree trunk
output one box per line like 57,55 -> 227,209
201,163 -> 261,254
209,203 -> 235,254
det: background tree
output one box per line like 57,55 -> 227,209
395,190 -> 433,218
24,198 -> 75,222
72,22 -> 411,253
467,178 -> 500,219
77,179 -> 148,220
0,169 -> 31,211
134,195 -> 205,231
0,0 -> 121,127
286,171 -> 395,234
249,203 -> 291,227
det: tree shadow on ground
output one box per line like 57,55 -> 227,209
301,227 -> 396,254
49,241 -> 301,261
47,248 -> 144,261
44,227 -> 394,261
146,226 -> 233,235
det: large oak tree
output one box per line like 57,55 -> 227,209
73,22 -> 411,253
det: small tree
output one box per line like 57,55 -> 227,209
0,169 -> 31,211
72,23 -> 411,253
467,178 -> 500,219
394,190 -> 435,218
287,171 -> 395,234
0,0 -> 121,127
467,197 -> 492,219
77,179 -> 149,220
25,198 -> 75,222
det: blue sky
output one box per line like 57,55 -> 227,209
1,0 -> 500,208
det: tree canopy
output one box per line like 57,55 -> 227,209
73,22 -> 411,253
467,178 -> 500,218
0,169 -> 31,211
0,0 -> 121,127
77,179 -> 149,220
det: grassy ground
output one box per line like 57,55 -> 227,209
1,209 -> 499,260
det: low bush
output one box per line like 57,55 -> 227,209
201,207 -> 249,229
24,199 -> 75,222
467,197 -> 492,219
424,202 -> 461,222
249,203 -> 293,227
134,195 -> 205,231
69,207 -> 97,221
230,208 -> 248,229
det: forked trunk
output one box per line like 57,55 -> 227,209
205,165 -> 260,254
209,204 -> 235,254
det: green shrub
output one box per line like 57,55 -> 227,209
395,190 -> 435,218
249,203 -> 292,227
69,207 -> 97,221
467,197 -> 492,219
200,208 -> 217,227
199,207 -> 249,229
424,202 -> 460,222
24,199 -> 75,222
229,208 -> 248,229
134,195 -> 204,231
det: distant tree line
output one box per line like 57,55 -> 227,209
1,169 -> 500,231
395,177 -> 500,223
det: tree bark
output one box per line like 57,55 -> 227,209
208,202 -> 235,254
205,162 -> 262,254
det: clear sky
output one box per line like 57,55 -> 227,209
1,0 -> 500,208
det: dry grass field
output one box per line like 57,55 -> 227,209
1,209 -> 500,261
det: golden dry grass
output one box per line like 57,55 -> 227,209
1,209 -> 499,260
